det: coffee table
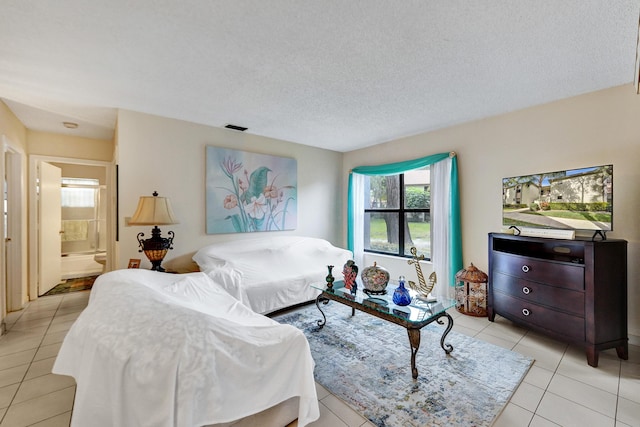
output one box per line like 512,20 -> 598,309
311,280 -> 456,379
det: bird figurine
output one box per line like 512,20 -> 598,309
407,247 -> 437,301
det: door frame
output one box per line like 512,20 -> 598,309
1,135 -> 25,316
29,155 -> 114,301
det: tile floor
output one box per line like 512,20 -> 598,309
0,290 -> 638,427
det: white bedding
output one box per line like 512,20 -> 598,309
193,236 -> 353,314
52,269 -> 319,427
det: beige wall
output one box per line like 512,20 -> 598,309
27,130 -> 114,162
116,110 -> 344,270
0,101 -> 27,150
50,163 -> 107,184
343,84 -> 640,338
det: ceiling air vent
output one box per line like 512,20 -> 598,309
224,124 -> 248,132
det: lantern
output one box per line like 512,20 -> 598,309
454,263 -> 488,317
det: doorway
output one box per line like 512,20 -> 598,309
29,155 -> 113,300
1,136 -> 24,317
56,171 -> 108,280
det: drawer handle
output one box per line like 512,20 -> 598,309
522,308 -> 530,316
522,286 -> 531,295
522,265 -> 530,273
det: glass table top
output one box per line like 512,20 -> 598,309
312,280 -> 456,324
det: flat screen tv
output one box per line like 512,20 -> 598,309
502,164 -> 613,233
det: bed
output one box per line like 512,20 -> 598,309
52,269 -> 320,427
192,236 -> 354,314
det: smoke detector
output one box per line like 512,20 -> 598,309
63,121 -> 79,129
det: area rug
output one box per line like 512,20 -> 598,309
43,275 -> 98,296
273,304 -> 533,427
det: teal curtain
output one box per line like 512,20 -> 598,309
449,156 -> 463,285
347,152 -> 462,286
347,172 -> 356,251
349,152 -> 450,176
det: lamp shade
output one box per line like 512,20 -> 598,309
129,192 -> 178,226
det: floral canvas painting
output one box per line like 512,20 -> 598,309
206,146 -> 297,234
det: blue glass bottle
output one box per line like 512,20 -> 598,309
393,276 -> 412,306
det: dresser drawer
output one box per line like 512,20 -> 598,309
492,252 -> 584,291
491,272 -> 584,316
493,291 -> 585,340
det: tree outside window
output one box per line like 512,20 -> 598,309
363,167 -> 431,259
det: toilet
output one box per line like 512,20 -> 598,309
94,252 -> 107,273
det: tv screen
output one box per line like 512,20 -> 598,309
502,164 -> 613,232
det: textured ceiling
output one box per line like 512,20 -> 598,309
1,1 -> 639,152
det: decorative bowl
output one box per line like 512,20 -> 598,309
360,262 -> 390,294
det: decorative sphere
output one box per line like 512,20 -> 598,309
360,262 -> 390,293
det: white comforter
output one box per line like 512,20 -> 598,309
52,269 -> 319,427
193,236 -> 353,314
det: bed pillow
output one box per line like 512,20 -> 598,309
162,252 -> 201,273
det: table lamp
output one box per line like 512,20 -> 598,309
129,191 -> 178,271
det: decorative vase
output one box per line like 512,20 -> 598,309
392,276 -> 412,306
342,260 -> 358,291
326,265 -> 335,291
360,261 -> 390,295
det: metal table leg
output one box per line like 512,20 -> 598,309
407,328 -> 421,379
315,294 -> 329,329
437,312 -> 454,354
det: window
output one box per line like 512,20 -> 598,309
61,178 -> 99,208
363,167 -> 431,259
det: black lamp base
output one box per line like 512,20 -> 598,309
136,226 -> 175,272
144,249 -> 168,271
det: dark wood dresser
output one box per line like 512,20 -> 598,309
487,232 -> 628,367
